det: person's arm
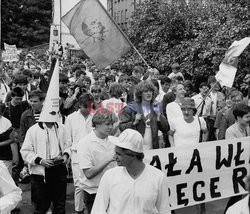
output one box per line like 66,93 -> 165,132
218,115 -> 227,140
118,106 -> 137,132
0,139 -> 13,147
157,114 -> 170,133
83,152 -> 114,179
0,127 -> 14,147
20,128 -> 41,165
19,112 -> 27,143
168,131 -> 175,147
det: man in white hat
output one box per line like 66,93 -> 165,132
91,129 -> 171,214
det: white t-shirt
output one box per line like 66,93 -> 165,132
0,116 -> 12,134
166,101 -> 183,124
225,123 -> 250,139
77,131 -> 116,194
91,164 -> 171,214
169,116 -> 207,147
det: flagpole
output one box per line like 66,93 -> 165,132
196,81 -> 219,110
96,0 -> 150,68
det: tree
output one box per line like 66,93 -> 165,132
120,0 -> 250,88
1,0 -> 52,48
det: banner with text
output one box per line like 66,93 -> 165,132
2,43 -> 19,62
144,137 -> 249,210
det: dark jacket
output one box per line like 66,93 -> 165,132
20,109 -> 36,142
119,102 -> 169,149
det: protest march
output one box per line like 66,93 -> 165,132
1,0 -> 250,214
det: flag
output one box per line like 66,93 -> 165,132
215,37 -> 250,87
62,0 -> 131,69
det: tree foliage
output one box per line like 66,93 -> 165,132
121,0 -> 250,86
1,0 -> 52,48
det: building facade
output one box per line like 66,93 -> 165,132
107,0 -> 142,30
107,0 -> 206,30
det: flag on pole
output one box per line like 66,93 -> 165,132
62,0 -> 131,69
215,37 -> 250,88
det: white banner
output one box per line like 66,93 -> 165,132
2,43 -> 19,62
4,43 -> 17,50
144,137 -> 249,210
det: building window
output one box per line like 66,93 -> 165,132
125,9 -> 127,21
121,10 -> 123,23
117,11 -> 120,23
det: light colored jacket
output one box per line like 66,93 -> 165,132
21,123 -> 71,176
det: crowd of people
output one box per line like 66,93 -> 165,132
0,51 -> 249,214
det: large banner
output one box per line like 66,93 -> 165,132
144,137 -> 249,210
2,43 -> 19,62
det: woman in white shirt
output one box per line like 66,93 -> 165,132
168,98 -> 207,147
166,83 -> 186,124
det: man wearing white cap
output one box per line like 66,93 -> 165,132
91,129 -> 171,214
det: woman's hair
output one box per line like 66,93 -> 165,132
134,81 -> 158,103
150,79 -> 159,91
121,148 -> 144,160
92,108 -> 118,128
109,82 -> 123,99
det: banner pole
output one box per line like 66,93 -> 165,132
196,81 -> 219,110
96,0 -> 150,68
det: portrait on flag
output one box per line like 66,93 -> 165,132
62,0 -> 131,69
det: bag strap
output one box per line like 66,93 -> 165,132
198,117 -> 203,143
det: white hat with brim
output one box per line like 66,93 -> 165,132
108,129 -> 144,153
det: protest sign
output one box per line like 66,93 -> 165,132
2,43 -> 19,62
144,137 -> 249,210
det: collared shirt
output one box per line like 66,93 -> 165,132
65,110 -> 93,151
91,165 -> 171,214
192,93 -> 212,117
77,131 -> 116,194
44,124 -> 61,159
